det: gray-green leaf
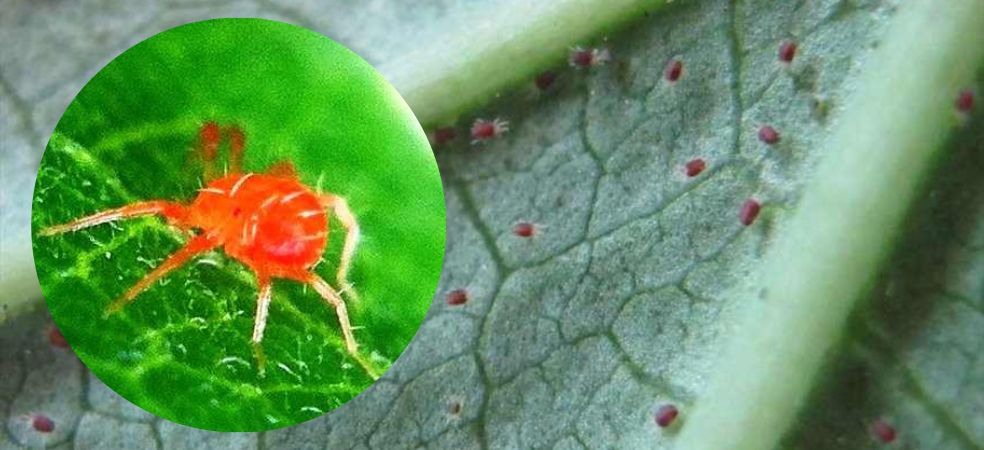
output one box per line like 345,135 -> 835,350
1,0 -> 981,449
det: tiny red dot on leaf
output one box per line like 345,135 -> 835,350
758,125 -> 780,145
665,58 -> 683,82
655,404 -> 679,428
446,289 -> 469,306
48,327 -> 69,349
513,222 -> 536,238
955,89 -> 975,112
535,71 -> 558,90
871,419 -> 897,444
685,158 -> 706,177
740,199 -> 761,226
32,414 -> 55,433
429,127 -> 457,147
778,40 -> 798,63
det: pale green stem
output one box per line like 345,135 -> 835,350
380,0 -> 674,127
674,1 -> 984,449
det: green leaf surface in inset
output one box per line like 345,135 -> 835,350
29,19 -> 444,432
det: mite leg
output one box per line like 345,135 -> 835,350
305,272 -> 378,379
105,234 -> 217,314
40,201 -> 187,236
199,122 -> 221,181
307,273 -> 357,354
250,275 -> 273,376
227,126 -> 246,174
265,160 -> 297,179
320,194 -> 360,294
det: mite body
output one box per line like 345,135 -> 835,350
192,173 -> 328,273
41,122 -> 370,377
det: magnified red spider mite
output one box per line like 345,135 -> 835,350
40,122 -> 373,378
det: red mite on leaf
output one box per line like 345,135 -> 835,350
513,222 -> 537,238
778,40 -> 797,63
535,71 -> 558,90
569,46 -> 610,68
446,289 -> 469,306
40,122 -> 373,377
429,127 -> 457,147
740,199 -> 761,226
955,89 -> 975,112
655,404 -> 679,427
665,58 -> 683,82
470,118 -> 509,143
48,326 -> 69,349
758,125 -> 780,145
31,414 -> 55,433
684,158 -> 706,177
871,419 -> 897,443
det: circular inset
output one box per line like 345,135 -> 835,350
31,18 -> 445,431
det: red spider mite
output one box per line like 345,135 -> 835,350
778,40 -> 797,63
470,118 -> 509,143
664,58 -> 683,82
445,288 -> 469,306
684,158 -> 706,177
758,125 -> 780,145
740,199 -> 762,226
512,222 -> 536,238
48,326 -> 69,349
955,89 -> 974,112
41,122 -> 371,377
31,414 -> 55,433
654,404 -> 679,428
569,46 -> 610,68
871,419 -> 897,443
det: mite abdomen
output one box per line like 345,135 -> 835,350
200,174 -> 328,271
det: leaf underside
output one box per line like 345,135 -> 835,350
1,0 -> 982,449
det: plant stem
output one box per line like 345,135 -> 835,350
379,0 -> 674,127
674,1 -> 984,449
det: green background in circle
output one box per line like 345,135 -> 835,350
30,18 -> 445,432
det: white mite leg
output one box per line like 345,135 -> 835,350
40,201 -> 186,236
251,277 -> 273,344
308,274 -> 357,354
307,272 -> 378,379
251,277 -> 273,375
320,194 -> 360,297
